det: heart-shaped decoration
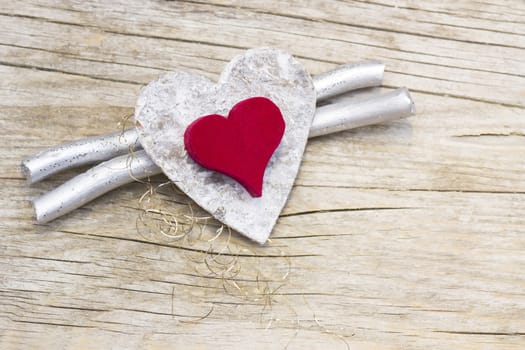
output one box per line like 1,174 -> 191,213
134,48 -> 316,243
184,97 -> 286,198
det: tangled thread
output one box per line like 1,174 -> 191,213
119,114 -> 350,348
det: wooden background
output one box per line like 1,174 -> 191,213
1,1 -> 524,349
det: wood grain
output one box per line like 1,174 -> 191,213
1,1 -> 524,349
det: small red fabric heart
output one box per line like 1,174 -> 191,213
184,97 -> 285,197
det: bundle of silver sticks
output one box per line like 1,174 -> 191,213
22,48 -> 415,243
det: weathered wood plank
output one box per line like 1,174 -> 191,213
1,0 -> 524,349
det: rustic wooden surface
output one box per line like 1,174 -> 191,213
1,1 -> 524,349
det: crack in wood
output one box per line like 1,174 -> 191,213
116,307 -> 210,319
280,207 -> 418,218
0,42 -> 170,72
42,304 -> 109,312
434,330 -> 525,336
454,132 -> 525,138
352,0 -> 525,25
0,60 -> 144,85
58,230 -> 319,258
381,85 -> 525,109
294,184 -> 525,195
178,0 -> 525,50
10,319 -> 96,329
14,255 -> 91,264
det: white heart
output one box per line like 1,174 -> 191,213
134,48 -> 316,243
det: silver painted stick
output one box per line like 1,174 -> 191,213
33,88 -> 414,223
310,88 -> 415,137
22,61 -> 385,184
22,128 -> 139,184
314,60 -> 384,101
33,150 -> 159,223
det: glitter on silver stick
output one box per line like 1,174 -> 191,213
32,88 -> 414,224
309,88 -> 415,138
33,150 -> 159,223
314,60 -> 385,101
22,61 -> 385,184
22,128 -> 139,184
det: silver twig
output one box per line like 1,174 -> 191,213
33,150 -> 159,223
310,88 -> 414,137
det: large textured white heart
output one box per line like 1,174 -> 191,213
134,48 -> 316,243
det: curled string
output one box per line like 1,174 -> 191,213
134,179 -> 292,301
122,113 -> 350,343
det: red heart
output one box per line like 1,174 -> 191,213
184,97 -> 285,197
